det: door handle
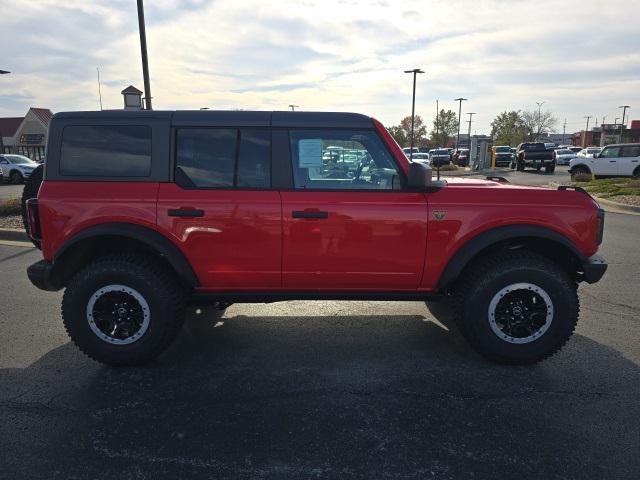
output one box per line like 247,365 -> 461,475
168,208 -> 204,217
292,210 -> 329,219
609,160 -> 616,163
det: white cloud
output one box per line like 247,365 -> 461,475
0,0 -> 638,133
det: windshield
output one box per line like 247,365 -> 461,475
5,155 -> 36,165
521,143 -> 546,151
495,146 -> 511,153
588,148 -> 601,154
556,149 -> 572,155
433,149 -> 449,155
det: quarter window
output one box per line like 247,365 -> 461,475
289,130 -> 401,190
60,125 -> 152,177
620,145 -> 640,157
175,128 -> 271,188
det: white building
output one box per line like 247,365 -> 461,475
0,107 -> 53,161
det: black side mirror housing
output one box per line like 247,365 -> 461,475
407,162 -> 432,189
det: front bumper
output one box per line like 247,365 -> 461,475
27,260 -> 62,291
581,254 -> 607,284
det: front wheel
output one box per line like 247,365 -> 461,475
10,171 -> 23,184
455,251 -> 578,364
62,254 -> 186,366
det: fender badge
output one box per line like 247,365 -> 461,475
433,211 -> 447,220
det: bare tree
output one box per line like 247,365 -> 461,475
522,110 -> 558,141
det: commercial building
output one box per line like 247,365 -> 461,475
572,122 -> 640,148
0,107 -> 53,161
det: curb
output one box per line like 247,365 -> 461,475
0,227 -> 29,242
594,197 -> 640,215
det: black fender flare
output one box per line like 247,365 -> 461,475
54,223 -> 200,287
437,224 -> 583,290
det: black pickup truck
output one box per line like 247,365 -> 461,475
514,142 -> 556,173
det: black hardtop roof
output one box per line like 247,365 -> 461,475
52,110 -> 374,129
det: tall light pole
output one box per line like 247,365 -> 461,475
535,101 -> 545,139
136,0 -> 152,109
454,97 -> 467,150
618,105 -> 630,127
404,68 -> 424,161
289,104 -> 299,111
583,116 -> 591,148
0,70 -> 8,152
435,99 -> 439,146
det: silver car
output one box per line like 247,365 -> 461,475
554,149 -> 577,165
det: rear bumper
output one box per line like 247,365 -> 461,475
27,260 -> 62,291
581,254 -> 607,284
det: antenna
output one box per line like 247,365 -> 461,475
96,67 -> 103,111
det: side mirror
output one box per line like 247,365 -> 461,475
407,162 -> 432,189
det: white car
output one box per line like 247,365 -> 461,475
569,143 -> 640,179
554,149 -> 577,166
576,147 -> 602,158
0,154 -> 39,184
410,152 -> 430,164
402,147 -> 420,157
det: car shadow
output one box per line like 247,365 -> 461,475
1,310 -> 639,479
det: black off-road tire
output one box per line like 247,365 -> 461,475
633,166 -> 640,179
62,254 -> 186,366
21,164 -> 43,249
454,251 -> 579,365
545,164 -> 555,174
570,166 -> 590,181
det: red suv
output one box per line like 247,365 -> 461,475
25,110 -> 606,366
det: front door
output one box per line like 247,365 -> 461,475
593,145 -> 621,175
281,128 -> 429,291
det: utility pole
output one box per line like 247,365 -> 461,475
466,112 -> 476,147
536,101 -> 545,139
583,116 -> 591,148
454,97 -> 468,150
288,104 -> 299,111
404,69 -> 425,161
96,67 -> 103,111
562,119 -> 566,145
136,0 -> 152,109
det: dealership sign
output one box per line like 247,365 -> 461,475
19,134 -> 45,145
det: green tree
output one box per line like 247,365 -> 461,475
387,115 -> 428,148
430,109 -> 458,147
490,110 -> 528,146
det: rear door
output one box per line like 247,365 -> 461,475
619,145 -> 640,176
280,128 -> 429,291
157,124 -> 281,290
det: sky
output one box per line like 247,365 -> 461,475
1,0 -> 639,135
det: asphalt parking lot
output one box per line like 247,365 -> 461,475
1,210 -> 638,479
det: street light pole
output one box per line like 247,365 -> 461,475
466,112 -> 476,145
136,0 -> 152,110
404,68 -> 424,161
454,97 -> 467,150
435,99 -> 439,146
0,70 -> 10,74
536,101 -> 545,139
618,105 -> 630,127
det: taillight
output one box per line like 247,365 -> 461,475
596,208 -> 605,245
553,150 -> 557,160
26,198 -> 41,241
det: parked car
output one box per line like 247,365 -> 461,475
567,146 -> 582,154
410,152 -> 430,164
576,147 -> 602,158
402,147 -> 419,157
514,142 -> 556,173
0,154 -> 39,184
492,145 -> 513,167
570,143 -> 640,180
554,149 -> 577,166
25,110 -> 607,367
455,148 -> 469,166
429,148 -> 452,166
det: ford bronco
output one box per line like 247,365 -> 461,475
24,110 -> 606,366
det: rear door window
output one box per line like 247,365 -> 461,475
60,125 -> 152,177
175,128 -> 271,188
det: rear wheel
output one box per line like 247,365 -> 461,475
21,164 -> 43,249
62,254 -> 186,366
455,251 -> 578,364
633,166 -> 640,179
545,164 -> 555,174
